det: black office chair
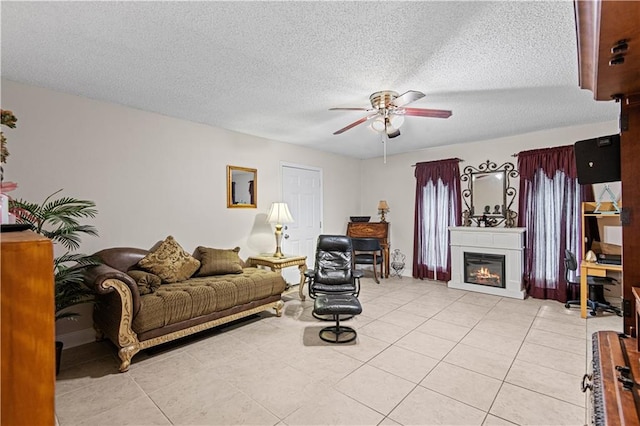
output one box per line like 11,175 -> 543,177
306,235 -> 363,299
564,249 -> 621,316
351,237 -> 383,284
305,235 -> 363,320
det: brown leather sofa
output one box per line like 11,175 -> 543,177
83,246 -> 286,372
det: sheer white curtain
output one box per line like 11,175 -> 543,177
417,179 -> 457,280
518,145 -> 585,301
413,158 -> 461,281
524,169 -> 581,290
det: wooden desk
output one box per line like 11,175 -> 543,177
347,222 -> 390,278
247,255 -> 307,300
580,261 -> 622,319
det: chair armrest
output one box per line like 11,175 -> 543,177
304,269 -> 316,278
83,264 -> 141,316
353,269 -> 364,279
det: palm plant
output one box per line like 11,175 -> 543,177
10,189 -> 99,321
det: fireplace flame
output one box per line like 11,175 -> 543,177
470,267 -> 501,284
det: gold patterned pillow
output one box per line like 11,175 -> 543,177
193,246 -> 243,276
138,236 -> 201,283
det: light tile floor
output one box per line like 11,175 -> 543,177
55,277 -> 623,425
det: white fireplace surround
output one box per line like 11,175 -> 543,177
448,226 -> 526,299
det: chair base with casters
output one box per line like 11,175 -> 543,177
563,249 -> 621,317
313,294 -> 362,343
565,279 -> 622,316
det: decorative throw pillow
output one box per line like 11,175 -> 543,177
194,246 -> 243,276
137,236 -> 201,283
127,270 -> 162,295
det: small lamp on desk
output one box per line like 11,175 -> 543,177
267,202 -> 294,258
378,200 -> 389,222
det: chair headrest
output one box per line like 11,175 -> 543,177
317,235 -> 352,252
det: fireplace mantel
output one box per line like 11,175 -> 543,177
448,226 -> 526,299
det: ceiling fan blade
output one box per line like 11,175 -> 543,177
403,107 -> 452,119
391,90 -> 425,108
329,107 -> 372,111
333,114 -> 377,135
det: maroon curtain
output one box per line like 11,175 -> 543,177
517,145 -> 591,302
413,158 -> 461,281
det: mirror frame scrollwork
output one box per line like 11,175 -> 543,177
461,160 -> 519,227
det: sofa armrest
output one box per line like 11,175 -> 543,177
84,264 -> 141,317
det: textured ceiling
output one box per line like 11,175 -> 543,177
1,1 -> 619,159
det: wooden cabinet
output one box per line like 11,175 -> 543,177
1,230 -> 55,426
346,222 -> 390,278
575,0 -> 640,335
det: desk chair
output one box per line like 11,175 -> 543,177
564,249 -> 621,316
351,237 -> 383,284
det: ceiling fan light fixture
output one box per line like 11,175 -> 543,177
389,114 -> 404,129
371,117 -> 386,132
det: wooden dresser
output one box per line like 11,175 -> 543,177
346,221 -> 390,278
1,230 -> 55,426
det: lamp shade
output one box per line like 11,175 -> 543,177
378,200 -> 389,211
371,117 -> 386,132
266,202 -> 294,224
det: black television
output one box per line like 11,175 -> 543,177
574,134 -> 621,184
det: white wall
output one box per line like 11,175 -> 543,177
360,120 -> 620,275
1,79 -> 362,343
2,79 -> 620,344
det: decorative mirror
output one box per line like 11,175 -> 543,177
461,160 -> 518,227
227,165 -> 257,208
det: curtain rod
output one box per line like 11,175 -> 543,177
411,158 -> 464,167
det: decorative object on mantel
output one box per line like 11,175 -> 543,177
391,249 -> 406,278
266,202 -> 294,258
377,200 -> 389,222
461,160 -> 519,228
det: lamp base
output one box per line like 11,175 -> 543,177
273,225 -> 285,258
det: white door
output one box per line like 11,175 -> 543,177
281,164 -> 322,284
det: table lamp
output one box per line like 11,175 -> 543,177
266,202 -> 294,258
378,200 -> 389,222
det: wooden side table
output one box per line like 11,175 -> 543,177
247,255 -> 308,300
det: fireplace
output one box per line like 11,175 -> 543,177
448,227 -> 525,299
464,252 -> 505,288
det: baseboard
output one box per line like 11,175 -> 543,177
56,327 -> 95,349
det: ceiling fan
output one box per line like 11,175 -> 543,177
330,90 -> 452,138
